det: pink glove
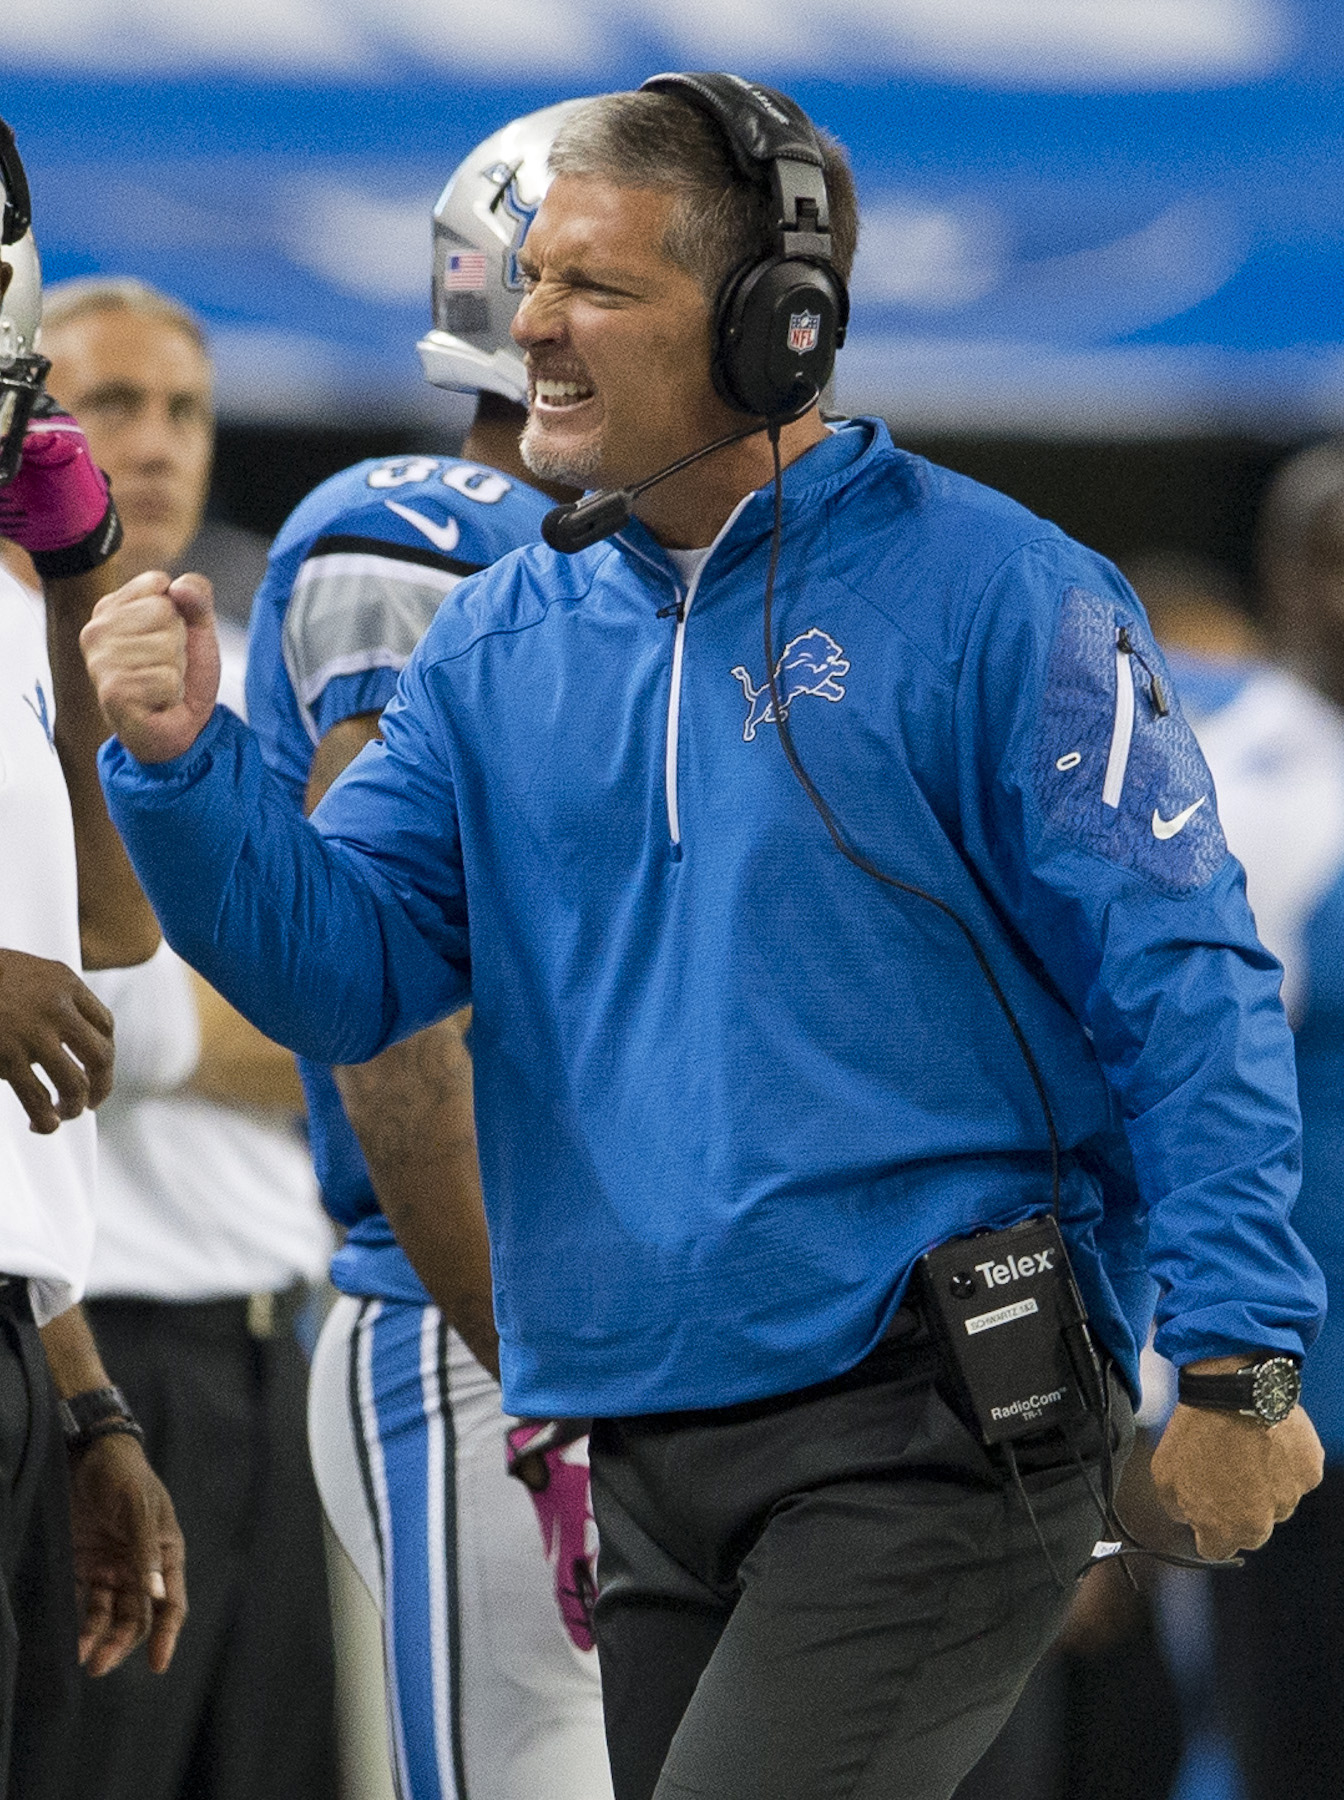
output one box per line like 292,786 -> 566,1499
0,395 -> 122,575
506,1419 -> 598,1652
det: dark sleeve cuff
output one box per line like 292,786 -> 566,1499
32,500 -> 123,579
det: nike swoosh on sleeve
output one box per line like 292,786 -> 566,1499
1151,795 -> 1208,840
384,501 -> 462,553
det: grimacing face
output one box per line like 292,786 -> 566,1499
42,308 -> 214,572
512,174 -> 745,495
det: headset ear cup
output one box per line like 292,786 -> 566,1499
713,257 -> 844,418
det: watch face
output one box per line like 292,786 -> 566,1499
1252,1357 -> 1301,1426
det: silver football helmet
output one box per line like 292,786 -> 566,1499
1,119 -> 48,485
418,98 -> 591,404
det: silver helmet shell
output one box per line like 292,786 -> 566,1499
417,98 -> 591,403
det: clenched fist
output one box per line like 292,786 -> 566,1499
1152,1392 -> 1324,1560
80,570 -> 221,764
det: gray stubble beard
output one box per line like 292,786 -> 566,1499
520,412 -> 604,489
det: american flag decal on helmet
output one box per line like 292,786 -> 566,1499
787,310 -> 821,354
445,252 -> 488,290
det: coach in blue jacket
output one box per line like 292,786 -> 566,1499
82,78 -> 1322,1800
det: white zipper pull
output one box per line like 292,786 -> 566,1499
1102,631 -> 1137,810
1102,624 -> 1171,812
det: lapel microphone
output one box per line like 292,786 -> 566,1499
540,420 -> 776,554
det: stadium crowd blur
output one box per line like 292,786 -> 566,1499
4,90 -> 1342,1800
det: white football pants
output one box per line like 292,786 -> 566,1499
309,1296 -> 613,1800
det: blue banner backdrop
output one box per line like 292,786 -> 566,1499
2,0 -> 1340,432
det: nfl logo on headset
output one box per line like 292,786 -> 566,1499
787,310 -> 821,354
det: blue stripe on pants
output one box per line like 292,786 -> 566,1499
353,1299 -> 470,1800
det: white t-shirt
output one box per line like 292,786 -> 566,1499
664,544 -> 714,588
0,571 -> 98,1325
84,620 -> 333,1299
84,940 -> 332,1298
1184,663 -> 1344,1023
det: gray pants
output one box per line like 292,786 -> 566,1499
590,1324 -> 1131,1800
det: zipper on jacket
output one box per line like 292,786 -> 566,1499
1102,630 -> 1136,809
614,535 -> 693,848
1103,624 -> 1171,812
664,575 -> 699,845
1117,625 -> 1170,718
634,493 -> 754,850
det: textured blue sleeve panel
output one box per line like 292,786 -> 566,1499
1031,587 -> 1227,894
956,545 -> 1322,1365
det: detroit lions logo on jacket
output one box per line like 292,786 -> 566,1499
731,628 -> 850,741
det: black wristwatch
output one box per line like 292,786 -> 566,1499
57,1384 -> 145,1453
1177,1355 -> 1302,1426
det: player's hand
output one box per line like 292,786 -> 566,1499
506,1420 -> 598,1651
68,1431 -> 187,1676
0,396 -> 122,574
80,570 -> 221,764
1151,1399 -> 1323,1560
0,948 -> 115,1132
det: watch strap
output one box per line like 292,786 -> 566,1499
73,1417 -> 146,1451
1177,1356 -> 1301,1424
58,1383 -> 144,1451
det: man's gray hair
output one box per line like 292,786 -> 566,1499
548,90 -> 859,305
40,275 -> 208,353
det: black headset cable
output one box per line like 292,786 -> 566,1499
758,424 -> 1250,1579
759,422 -> 1062,1218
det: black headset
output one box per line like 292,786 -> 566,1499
0,119 -> 33,246
638,73 -> 849,421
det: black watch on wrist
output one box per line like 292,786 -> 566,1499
57,1383 -> 145,1452
1177,1355 -> 1302,1426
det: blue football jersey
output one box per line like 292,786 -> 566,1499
246,453 -> 552,1300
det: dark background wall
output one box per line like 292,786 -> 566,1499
212,425 -> 1304,598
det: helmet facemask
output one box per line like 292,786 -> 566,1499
0,122 -> 49,487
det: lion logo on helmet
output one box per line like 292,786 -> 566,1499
487,161 -> 542,292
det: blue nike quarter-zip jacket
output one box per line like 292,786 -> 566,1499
100,421 -> 1323,1418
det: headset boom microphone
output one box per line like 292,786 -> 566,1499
541,422 -> 769,553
